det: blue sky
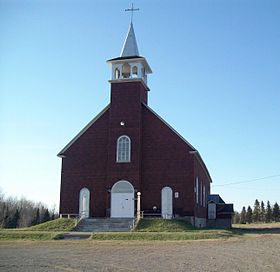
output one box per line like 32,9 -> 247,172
1,0 -> 279,212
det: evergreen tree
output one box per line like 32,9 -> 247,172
260,201 -> 265,223
252,199 -> 260,222
265,201 -> 272,223
272,202 -> 280,222
246,206 -> 253,224
42,209 -> 50,223
31,208 -> 40,226
233,212 -> 241,224
9,209 -> 20,228
240,206 -> 246,224
2,205 -> 10,228
51,213 -> 55,220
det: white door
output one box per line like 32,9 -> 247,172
161,187 -> 173,219
111,180 -> 134,218
79,187 -> 90,219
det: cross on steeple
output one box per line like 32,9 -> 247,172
125,3 -> 139,23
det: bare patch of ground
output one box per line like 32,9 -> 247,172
0,234 -> 279,272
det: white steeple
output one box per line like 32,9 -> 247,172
120,23 -> 139,57
107,20 -> 152,89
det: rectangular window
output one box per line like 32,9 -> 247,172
203,185 -> 206,207
196,177 -> 199,204
200,181 -> 203,206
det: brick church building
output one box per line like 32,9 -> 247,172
58,22 -> 229,228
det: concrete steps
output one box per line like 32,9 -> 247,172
75,218 -> 134,232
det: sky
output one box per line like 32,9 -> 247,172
0,0 -> 279,212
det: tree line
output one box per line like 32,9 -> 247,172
0,189 -> 57,228
234,200 -> 280,224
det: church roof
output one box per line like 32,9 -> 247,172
107,55 -> 142,62
208,194 -> 225,204
120,23 -> 139,57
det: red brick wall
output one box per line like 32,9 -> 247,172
193,157 -> 211,218
59,80 -> 211,219
106,81 -> 148,193
59,109 -> 110,217
141,106 -> 195,216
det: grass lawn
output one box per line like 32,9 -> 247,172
1,219 -> 280,241
233,222 -> 280,229
91,230 -> 234,240
134,219 -> 195,232
0,219 -> 76,240
27,218 -> 77,231
0,230 -> 60,240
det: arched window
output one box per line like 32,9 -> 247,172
115,68 -> 120,79
116,135 -> 131,162
122,63 -> 131,78
132,66 -> 138,78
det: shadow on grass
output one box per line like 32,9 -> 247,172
231,227 -> 280,235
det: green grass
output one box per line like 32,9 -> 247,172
27,218 -> 77,231
134,219 -> 195,232
0,230 -> 60,240
233,222 -> 280,229
0,219 -> 76,240
2,219 -> 279,241
91,230 -> 234,240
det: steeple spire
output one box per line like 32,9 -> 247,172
120,23 -> 139,57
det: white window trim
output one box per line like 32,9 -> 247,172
116,135 -> 131,163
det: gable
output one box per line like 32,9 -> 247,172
57,105 -> 110,157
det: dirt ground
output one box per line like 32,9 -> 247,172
0,234 -> 279,272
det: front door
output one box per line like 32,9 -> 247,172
111,180 -> 134,218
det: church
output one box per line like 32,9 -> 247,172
58,21 -> 232,228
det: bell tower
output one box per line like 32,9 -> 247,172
107,22 -> 152,90
105,9 -> 152,199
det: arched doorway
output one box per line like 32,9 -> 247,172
161,186 -> 173,219
79,187 -> 90,219
111,180 -> 134,218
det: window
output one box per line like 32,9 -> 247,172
203,185 -> 206,207
132,66 -> 138,78
116,135 -> 131,162
115,68 -> 120,79
196,177 -> 199,204
122,63 -> 131,78
200,181 -> 203,206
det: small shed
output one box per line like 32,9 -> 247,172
207,194 -> 234,229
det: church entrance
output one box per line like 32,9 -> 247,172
161,186 -> 173,219
111,180 -> 134,218
79,187 -> 90,218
